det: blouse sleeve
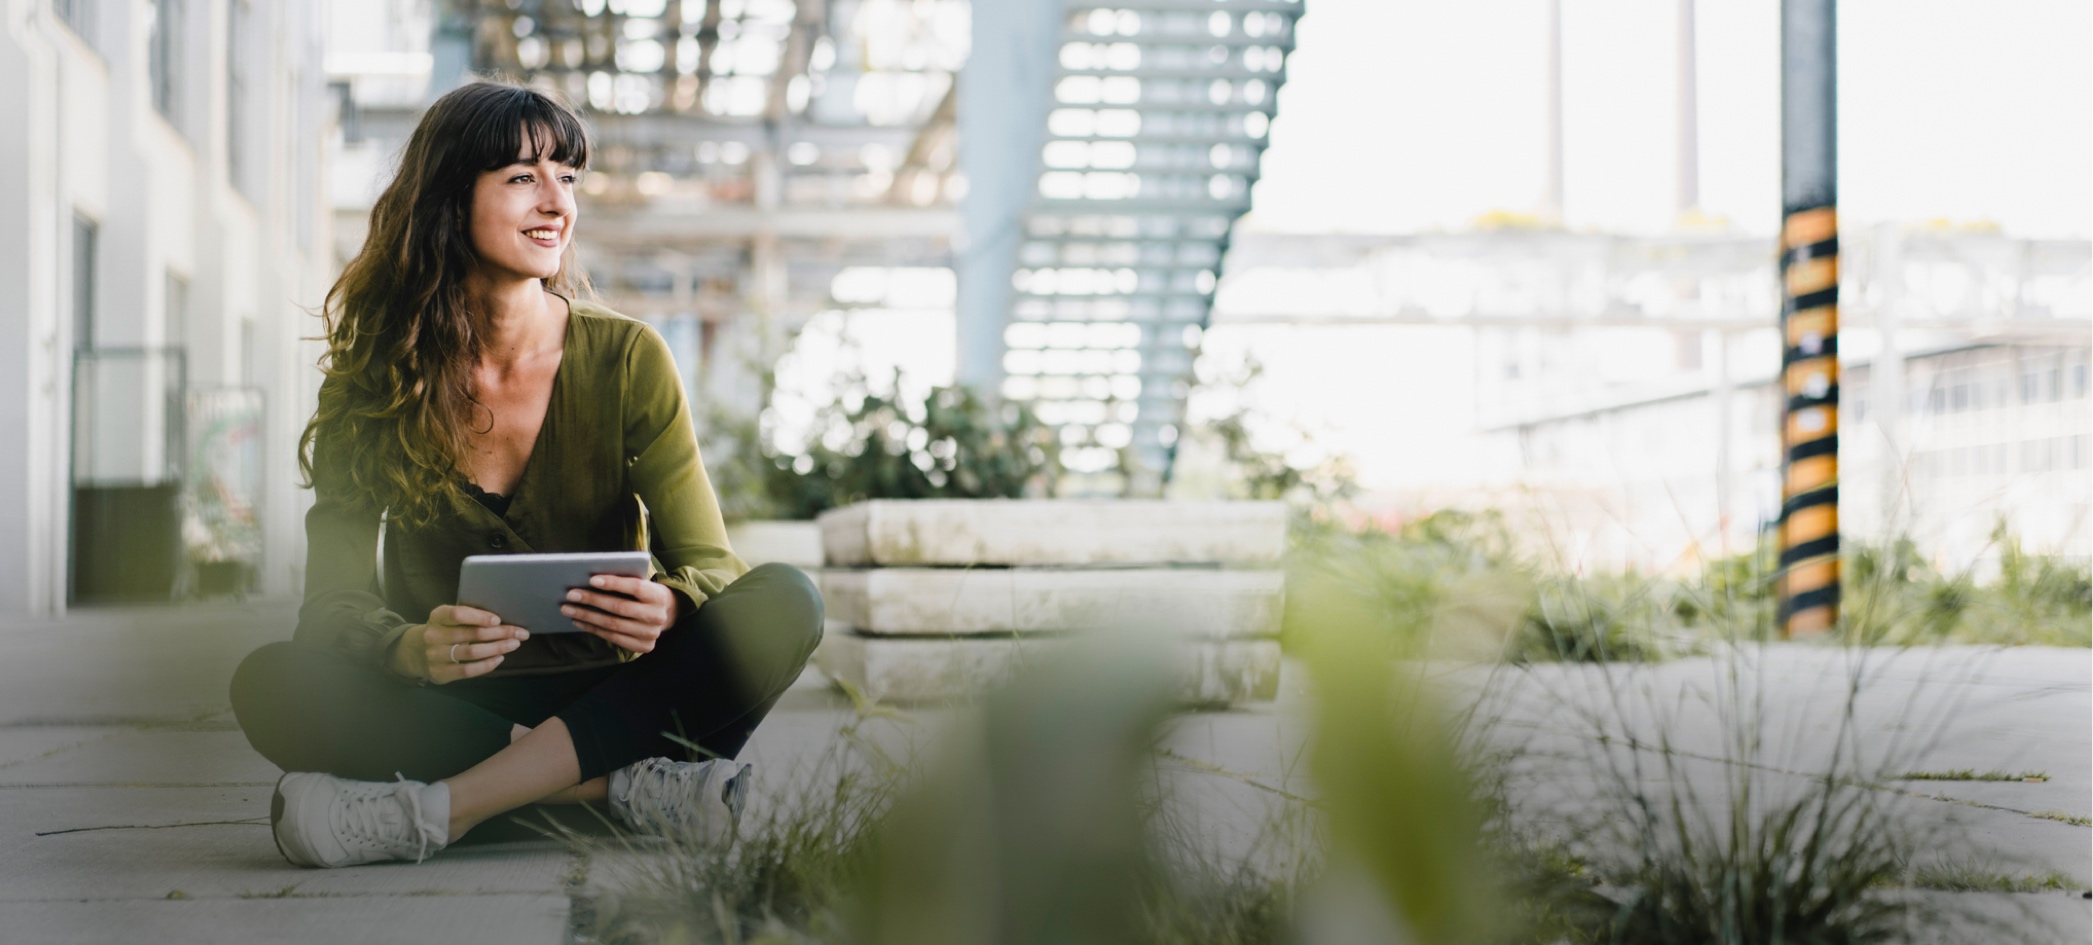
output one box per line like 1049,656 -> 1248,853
621,323 -> 750,612
292,392 -> 416,668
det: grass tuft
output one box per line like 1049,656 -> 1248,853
1904,860 -> 2083,894
2030,810 -> 2092,827
1890,769 -> 2048,783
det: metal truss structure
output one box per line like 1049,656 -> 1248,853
988,0 -> 1306,493
335,0 -> 966,416
334,0 -> 1308,494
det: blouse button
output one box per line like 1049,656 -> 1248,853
488,533 -> 508,550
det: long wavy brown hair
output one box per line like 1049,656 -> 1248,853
300,81 -> 592,527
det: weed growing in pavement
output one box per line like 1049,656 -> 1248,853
1904,860 -> 2081,894
1286,510 -> 2089,662
562,514 -> 2078,945
1474,547 -> 2075,945
559,707 -> 908,945
1890,769 -> 2049,783
2029,810 -> 2092,827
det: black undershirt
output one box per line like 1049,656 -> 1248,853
461,481 -> 513,518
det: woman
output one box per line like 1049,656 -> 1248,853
230,81 -> 822,869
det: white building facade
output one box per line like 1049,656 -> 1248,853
0,0 -> 332,614
1504,340 -> 2092,574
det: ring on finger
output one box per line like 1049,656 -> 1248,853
449,643 -> 462,664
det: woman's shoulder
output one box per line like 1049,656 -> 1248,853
566,296 -> 647,337
563,296 -> 677,386
566,297 -> 665,358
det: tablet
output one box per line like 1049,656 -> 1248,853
456,551 -> 655,634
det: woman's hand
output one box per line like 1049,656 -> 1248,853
390,605 -> 529,684
562,575 -> 680,654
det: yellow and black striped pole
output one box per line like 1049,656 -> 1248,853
1777,0 -> 1839,637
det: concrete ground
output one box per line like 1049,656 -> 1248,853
0,600 -> 2085,943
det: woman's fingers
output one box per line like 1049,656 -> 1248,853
586,574 -> 667,603
430,653 -> 505,683
446,639 -> 521,662
431,604 -> 502,629
424,621 -> 529,646
563,602 -> 657,639
581,625 -> 656,654
421,638 -> 519,679
452,654 -> 506,679
561,576 -> 674,655
565,587 -> 644,619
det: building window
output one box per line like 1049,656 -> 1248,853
238,317 -> 256,386
55,0 -> 95,45
149,0 -> 183,127
226,0 -> 256,199
71,214 -> 97,350
165,271 -> 189,350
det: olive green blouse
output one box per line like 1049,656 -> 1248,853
294,299 -> 748,676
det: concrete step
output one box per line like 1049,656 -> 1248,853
727,520 -> 824,569
813,632 -> 1282,706
820,568 -> 1284,637
817,500 -> 1287,567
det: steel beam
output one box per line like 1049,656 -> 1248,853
1777,0 -> 1840,637
955,0 -> 1066,392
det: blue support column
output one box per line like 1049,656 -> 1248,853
955,0 -> 1066,394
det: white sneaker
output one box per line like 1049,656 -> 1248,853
606,757 -> 751,844
270,772 -> 451,869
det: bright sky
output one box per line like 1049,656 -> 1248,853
812,0 -> 2092,495
1252,0 -> 2093,238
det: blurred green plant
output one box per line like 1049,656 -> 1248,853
1818,520 -> 2087,647
1286,509 -> 2089,661
705,370 -> 1061,522
1290,567 -> 1510,945
560,706 -> 905,943
565,597 -> 1519,945
1284,510 -> 1688,664
1171,354 -> 1359,514
1513,574 -> 1684,663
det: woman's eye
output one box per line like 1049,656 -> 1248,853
511,174 -> 533,184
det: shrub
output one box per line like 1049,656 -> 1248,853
706,377 -> 1061,521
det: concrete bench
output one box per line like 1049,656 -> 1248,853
810,500 -> 1288,706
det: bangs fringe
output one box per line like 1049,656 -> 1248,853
465,86 -> 591,173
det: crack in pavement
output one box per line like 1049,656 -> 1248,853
34,818 -> 271,837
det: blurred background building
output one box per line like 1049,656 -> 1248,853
0,0 -> 2085,616
1,0 -> 331,613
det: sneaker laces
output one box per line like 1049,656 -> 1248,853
332,775 -> 442,864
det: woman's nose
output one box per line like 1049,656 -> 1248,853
540,179 -> 574,213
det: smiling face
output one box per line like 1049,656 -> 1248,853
467,134 -> 581,284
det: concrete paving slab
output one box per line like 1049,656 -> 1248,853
1,601 -> 2082,943
1469,646 -> 2093,889
1911,893 -> 2092,945
0,728 -> 124,773
0,893 -> 570,945
821,567 -> 1285,637
0,786 -> 574,902
818,499 -> 1287,567
815,632 -> 1282,705
0,728 -> 280,787
0,601 -> 294,726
